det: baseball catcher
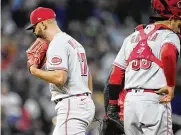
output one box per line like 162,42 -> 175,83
104,0 -> 181,134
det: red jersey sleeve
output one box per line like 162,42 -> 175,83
161,43 -> 178,87
109,65 -> 125,85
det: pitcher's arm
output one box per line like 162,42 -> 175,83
88,72 -> 93,92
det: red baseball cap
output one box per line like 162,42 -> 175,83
26,7 -> 56,30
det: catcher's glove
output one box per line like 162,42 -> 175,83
102,116 -> 124,135
102,104 -> 124,135
26,38 -> 48,71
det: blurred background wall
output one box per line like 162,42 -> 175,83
1,0 -> 181,135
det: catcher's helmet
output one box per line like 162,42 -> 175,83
152,0 -> 181,19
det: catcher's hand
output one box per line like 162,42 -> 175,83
105,104 -> 124,134
26,38 -> 48,71
155,86 -> 175,103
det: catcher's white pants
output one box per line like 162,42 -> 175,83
53,95 -> 95,135
124,89 -> 173,135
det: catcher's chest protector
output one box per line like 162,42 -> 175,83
127,24 -> 164,68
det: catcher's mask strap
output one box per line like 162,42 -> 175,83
134,24 -> 147,31
135,24 -> 146,40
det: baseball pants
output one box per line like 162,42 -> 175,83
53,95 -> 95,135
124,89 -> 173,135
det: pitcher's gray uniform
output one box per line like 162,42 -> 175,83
113,24 -> 180,135
46,32 -> 95,135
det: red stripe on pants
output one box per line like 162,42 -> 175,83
65,99 -> 70,135
166,104 -> 168,135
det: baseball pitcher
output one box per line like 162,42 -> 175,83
25,7 -> 95,135
104,0 -> 181,134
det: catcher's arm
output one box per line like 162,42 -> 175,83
107,37 -> 127,105
104,65 -> 125,132
107,65 -> 125,104
104,66 -> 125,113
103,67 -> 112,113
102,66 -> 125,135
155,43 -> 178,103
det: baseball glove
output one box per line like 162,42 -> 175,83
102,116 -> 124,135
103,72 -> 125,135
26,38 -> 48,70
107,104 -> 124,132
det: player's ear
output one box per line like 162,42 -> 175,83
41,21 -> 47,30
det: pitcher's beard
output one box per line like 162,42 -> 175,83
34,33 -> 47,40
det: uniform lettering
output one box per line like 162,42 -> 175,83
141,59 -> 151,69
137,47 -> 145,54
131,33 -> 159,43
132,60 -> 140,71
131,35 -> 136,44
77,53 -> 88,76
130,34 -> 140,43
68,39 -> 77,49
150,33 -> 158,41
131,59 -> 152,70
135,34 -> 140,43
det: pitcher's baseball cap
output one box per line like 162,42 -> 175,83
26,7 -> 56,30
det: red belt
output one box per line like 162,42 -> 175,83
76,93 -> 90,96
127,89 -> 157,93
54,92 -> 90,104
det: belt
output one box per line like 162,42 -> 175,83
127,89 -> 157,93
54,92 -> 90,104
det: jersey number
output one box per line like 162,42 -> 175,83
77,53 -> 87,76
131,59 -> 152,70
